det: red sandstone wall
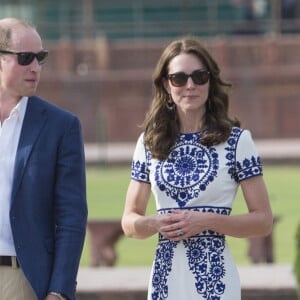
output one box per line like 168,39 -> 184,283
38,36 -> 300,143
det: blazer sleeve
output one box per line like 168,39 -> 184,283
47,115 -> 88,299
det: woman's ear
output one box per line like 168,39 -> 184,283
163,78 -> 171,94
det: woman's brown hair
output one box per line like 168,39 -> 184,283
143,36 -> 240,160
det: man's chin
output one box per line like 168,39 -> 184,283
23,89 -> 37,97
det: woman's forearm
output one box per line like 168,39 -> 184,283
122,213 -> 158,239
204,211 -> 273,238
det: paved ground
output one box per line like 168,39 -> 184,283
84,138 -> 300,164
77,264 -> 297,293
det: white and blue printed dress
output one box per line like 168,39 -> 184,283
131,127 -> 262,300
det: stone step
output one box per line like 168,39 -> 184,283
76,264 -> 298,300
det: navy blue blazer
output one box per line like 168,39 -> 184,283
10,96 -> 88,300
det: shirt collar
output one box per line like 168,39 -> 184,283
10,96 -> 28,121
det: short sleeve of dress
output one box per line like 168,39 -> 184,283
235,129 -> 263,182
131,133 -> 150,183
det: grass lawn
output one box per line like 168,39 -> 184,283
81,164 -> 300,267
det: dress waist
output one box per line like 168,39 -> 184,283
157,205 -> 230,242
158,230 -> 225,243
157,205 -> 232,215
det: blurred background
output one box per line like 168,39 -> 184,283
2,1 -> 300,295
2,2 -> 300,298
1,0 -> 300,148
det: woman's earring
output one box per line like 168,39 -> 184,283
207,98 -> 211,111
166,95 -> 175,111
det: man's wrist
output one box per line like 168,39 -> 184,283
48,292 -> 67,300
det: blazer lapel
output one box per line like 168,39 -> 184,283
11,97 -> 47,201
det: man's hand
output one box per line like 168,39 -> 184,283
45,293 -> 66,300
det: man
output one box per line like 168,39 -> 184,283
0,18 -> 87,300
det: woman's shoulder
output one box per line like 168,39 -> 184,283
230,126 -> 254,139
226,127 -> 259,151
137,132 -> 145,143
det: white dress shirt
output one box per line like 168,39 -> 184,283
0,96 -> 28,255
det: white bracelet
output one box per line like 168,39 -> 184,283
49,292 -> 66,300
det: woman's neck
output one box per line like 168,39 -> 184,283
178,110 -> 206,134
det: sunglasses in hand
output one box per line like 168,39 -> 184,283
167,69 -> 210,87
0,49 -> 48,66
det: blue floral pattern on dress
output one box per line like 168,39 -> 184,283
225,128 -> 262,181
225,127 -> 242,181
131,160 -> 148,181
151,240 -> 178,300
184,236 -> 226,300
154,133 -> 219,207
130,129 -> 261,299
151,207 -> 230,300
235,157 -> 262,181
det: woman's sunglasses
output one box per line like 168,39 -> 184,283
167,69 -> 210,87
0,49 -> 48,66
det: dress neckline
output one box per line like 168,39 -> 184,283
179,130 -> 206,136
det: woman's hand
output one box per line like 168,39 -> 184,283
159,210 -> 207,241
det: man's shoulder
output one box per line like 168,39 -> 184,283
28,96 -> 77,119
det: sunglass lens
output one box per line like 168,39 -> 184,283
170,73 -> 188,87
18,51 -> 48,65
192,71 -> 210,85
169,70 -> 210,87
18,53 -> 35,66
36,51 -> 48,64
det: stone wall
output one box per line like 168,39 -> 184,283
38,36 -> 300,143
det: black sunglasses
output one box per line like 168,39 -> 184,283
167,69 -> 210,87
0,49 -> 48,66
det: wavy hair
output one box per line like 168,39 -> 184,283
142,36 -> 240,160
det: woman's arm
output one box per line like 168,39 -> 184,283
160,176 -> 273,240
206,175 -> 273,238
122,179 -> 157,239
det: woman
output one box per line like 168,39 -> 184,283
121,36 -> 272,300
